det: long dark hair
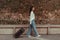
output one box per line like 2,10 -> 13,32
29,6 -> 33,13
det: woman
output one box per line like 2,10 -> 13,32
27,6 -> 40,37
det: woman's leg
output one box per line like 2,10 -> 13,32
32,20 -> 39,36
26,25 -> 32,36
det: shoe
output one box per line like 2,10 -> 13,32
36,35 -> 41,37
27,35 -> 32,38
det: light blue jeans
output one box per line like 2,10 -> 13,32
27,20 -> 39,36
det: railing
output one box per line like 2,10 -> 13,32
0,25 -> 60,35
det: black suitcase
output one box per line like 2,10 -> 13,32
13,27 -> 25,38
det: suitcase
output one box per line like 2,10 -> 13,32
13,27 -> 25,38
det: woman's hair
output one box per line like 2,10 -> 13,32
29,6 -> 33,13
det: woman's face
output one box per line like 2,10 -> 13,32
32,7 -> 35,11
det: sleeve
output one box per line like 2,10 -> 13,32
30,12 -> 33,24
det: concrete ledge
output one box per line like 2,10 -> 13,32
0,24 -> 60,28
0,24 -> 48,27
0,25 -> 60,35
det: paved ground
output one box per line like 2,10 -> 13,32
0,35 -> 60,40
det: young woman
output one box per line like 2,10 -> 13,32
27,6 -> 40,37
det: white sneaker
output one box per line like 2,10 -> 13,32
28,35 -> 32,38
36,35 -> 41,37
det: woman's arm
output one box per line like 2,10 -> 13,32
30,11 -> 35,24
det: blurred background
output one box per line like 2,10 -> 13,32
0,0 -> 60,35
0,0 -> 60,25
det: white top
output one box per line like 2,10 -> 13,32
30,11 -> 35,24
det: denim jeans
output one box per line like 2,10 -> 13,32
27,20 -> 39,36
